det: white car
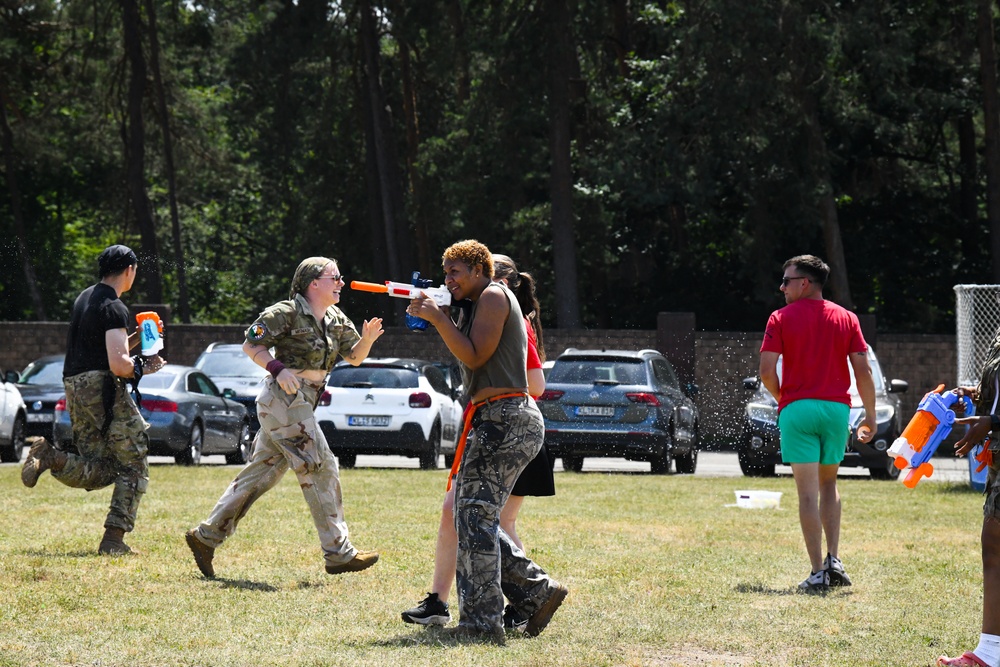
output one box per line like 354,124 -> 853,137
0,369 -> 28,462
315,358 -> 464,469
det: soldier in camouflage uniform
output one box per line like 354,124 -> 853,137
407,240 -> 567,645
21,244 -> 165,555
937,335 -> 1000,667
185,257 -> 384,579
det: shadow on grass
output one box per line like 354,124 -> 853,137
363,628 -> 515,648
936,482 -> 986,495
734,582 -> 855,598
208,576 -> 279,592
23,549 -> 111,558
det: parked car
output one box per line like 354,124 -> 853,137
14,355 -> 66,440
54,364 -> 252,466
738,347 -> 909,479
0,368 -> 27,462
193,342 -> 267,436
536,348 -> 700,474
315,358 -> 464,469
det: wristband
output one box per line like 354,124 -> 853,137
266,359 -> 286,379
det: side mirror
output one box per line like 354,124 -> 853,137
222,388 -> 237,399
742,377 -> 760,391
887,379 -> 909,394
684,382 -> 699,398
3,370 -> 18,384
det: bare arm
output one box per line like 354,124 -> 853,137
341,317 -> 385,367
849,350 -> 876,443
527,367 -> 545,398
106,329 -> 164,377
759,351 -> 780,402
409,285 -> 508,370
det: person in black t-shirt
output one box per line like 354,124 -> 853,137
21,245 -> 165,555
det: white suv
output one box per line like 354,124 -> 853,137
315,358 -> 463,469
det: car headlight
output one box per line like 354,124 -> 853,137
875,405 -> 894,424
747,402 -> 777,425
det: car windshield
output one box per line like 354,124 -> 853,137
20,359 -> 65,385
328,366 -> 419,389
139,370 -> 178,390
547,358 -> 645,385
196,348 -> 268,378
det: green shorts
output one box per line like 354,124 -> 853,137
777,399 -> 850,465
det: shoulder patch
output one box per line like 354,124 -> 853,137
248,322 -> 268,341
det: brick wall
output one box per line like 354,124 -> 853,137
0,320 -> 957,448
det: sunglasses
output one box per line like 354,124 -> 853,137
781,276 -> 809,286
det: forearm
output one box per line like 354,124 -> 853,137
343,337 -> 375,367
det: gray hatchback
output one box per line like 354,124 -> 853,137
536,348 -> 700,474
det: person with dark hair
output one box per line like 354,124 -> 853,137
401,253 -> 555,632
935,335 -> 1000,667
184,257 -> 384,578
758,254 -> 875,592
403,240 -> 566,644
21,244 -> 165,555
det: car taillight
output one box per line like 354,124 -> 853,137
318,390 -> 332,407
537,390 -> 564,401
625,392 -> 661,406
409,392 -> 432,408
55,398 -> 66,412
143,399 -> 178,413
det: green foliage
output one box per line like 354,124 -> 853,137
0,0 -> 994,332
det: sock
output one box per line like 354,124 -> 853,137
973,633 -> 1000,667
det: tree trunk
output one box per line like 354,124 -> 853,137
448,0 -> 469,104
0,89 -> 47,320
121,0 -> 163,303
144,0 -> 189,321
979,0 -> 1000,281
396,33 -> 430,277
549,0 -> 581,328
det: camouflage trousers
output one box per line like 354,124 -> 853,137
55,371 -> 150,532
454,395 -> 560,632
985,440 -> 1000,520
194,377 -> 357,566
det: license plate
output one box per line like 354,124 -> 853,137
576,406 -> 615,417
27,413 -> 53,422
348,415 -> 390,427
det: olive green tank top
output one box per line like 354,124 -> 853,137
459,282 -> 528,399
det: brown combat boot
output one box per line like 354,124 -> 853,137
185,529 -> 215,578
325,550 -> 379,575
98,527 -> 134,555
523,583 -> 568,637
21,437 -> 67,488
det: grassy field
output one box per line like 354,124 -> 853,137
0,462 -> 988,667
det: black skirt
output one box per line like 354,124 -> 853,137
512,444 -> 556,497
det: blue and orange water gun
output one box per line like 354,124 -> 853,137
887,384 -> 974,488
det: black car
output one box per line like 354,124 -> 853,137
54,364 -> 252,465
536,348 -> 700,474
193,342 -> 267,436
15,355 -> 66,440
738,347 -> 909,479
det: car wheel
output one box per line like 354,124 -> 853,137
225,421 -> 253,465
419,422 -> 441,470
176,422 -> 204,466
443,453 -> 456,469
650,449 -> 671,474
337,453 -> 357,469
674,448 -> 698,474
0,413 -> 26,463
869,453 -> 902,480
738,448 -> 775,477
562,455 -> 584,472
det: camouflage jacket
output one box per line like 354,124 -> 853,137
245,294 -> 360,372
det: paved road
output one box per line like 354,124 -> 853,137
173,449 -> 976,484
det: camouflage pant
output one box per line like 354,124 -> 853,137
985,440 -> 1000,520
194,377 -> 357,566
55,371 -> 150,532
454,395 -> 560,632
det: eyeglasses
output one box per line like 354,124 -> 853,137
781,276 -> 809,286
318,274 -> 343,282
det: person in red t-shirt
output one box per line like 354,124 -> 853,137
759,254 -> 876,593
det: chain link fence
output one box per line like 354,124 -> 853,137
955,284 -> 1000,386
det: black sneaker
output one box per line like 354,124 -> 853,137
798,569 -> 829,593
503,604 -> 528,631
823,552 -> 852,587
401,592 -> 451,626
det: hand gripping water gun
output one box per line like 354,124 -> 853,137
136,311 -> 164,356
350,271 -> 452,331
887,384 -> 974,488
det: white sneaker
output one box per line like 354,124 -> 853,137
798,569 -> 829,593
823,553 -> 852,587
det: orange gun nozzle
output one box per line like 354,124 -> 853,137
350,281 -> 389,294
